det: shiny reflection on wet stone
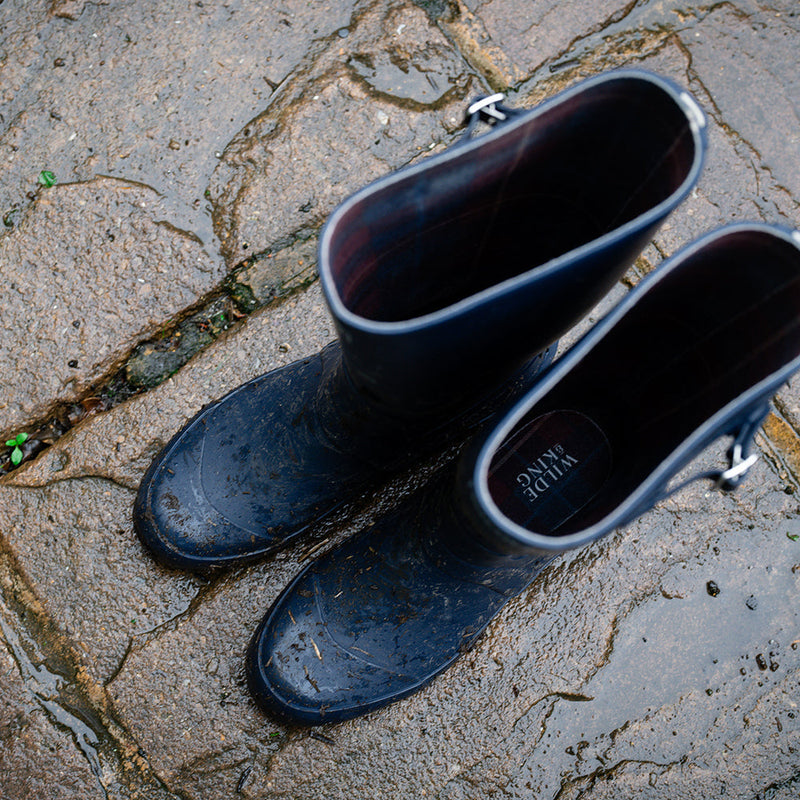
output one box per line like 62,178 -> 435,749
504,516 -> 800,798
347,48 -> 471,109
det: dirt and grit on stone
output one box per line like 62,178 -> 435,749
1,0 -> 800,798
0,177 -> 223,441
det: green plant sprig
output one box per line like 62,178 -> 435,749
37,170 -> 57,187
5,432 -> 28,466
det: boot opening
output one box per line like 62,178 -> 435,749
327,75 -> 698,322
486,230 -> 800,536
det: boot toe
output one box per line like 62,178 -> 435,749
247,571 -> 420,725
133,350 -> 351,569
133,415 -> 264,569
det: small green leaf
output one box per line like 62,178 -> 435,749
5,439 -> 14,448
37,170 -> 57,187
787,533 -> 799,542
10,447 -> 22,466
15,432 -> 28,445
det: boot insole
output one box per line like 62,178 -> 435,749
487,410 -> 612,534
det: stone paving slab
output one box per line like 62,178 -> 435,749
0,479 -> 201,684
443,0 -> 637,89
0,603 -> 106,800
209,1 -> 482,267
0,0 -> 364,443
683,3 -> 800,203
0,177 -> 223,442
0,0 -> 358,247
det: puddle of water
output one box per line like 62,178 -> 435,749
0,595 -> 106,791
347,48 -> 468,109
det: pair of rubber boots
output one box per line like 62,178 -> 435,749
134,70 -> 800,725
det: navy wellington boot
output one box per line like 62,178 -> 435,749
247,224 -> 800,724
134,69 -> 706,570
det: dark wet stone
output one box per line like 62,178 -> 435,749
209,2 -> 480,267
0,177 -> 224,442
0,0 -> 358,246
126,320 -> 215,389
0,614 -> 105,799
0,480 -> 201,683
230,236 -> 319,310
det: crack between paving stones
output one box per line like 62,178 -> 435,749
444,0 -> 652,93
0,560 -> 184,799
757,402 -> 800,491
2,471 -> 138,493
438,691 -> 570,798
466,690 -> 660,799
552,756 -> 681,799
516,28 -> 672,102
104,542 -> 296,688
771,397 -> 800,439
0,272 -> 233,442
748,766 -> 800,800
510,689 -> 595,736
104,575 -> 220,687
543,0 -> 646,68
510,0 -> 743,106
563,523 -> 724,688
0,487 -> 207,798
209,0 -> 387,167
0,244 -> 323,482
0,607 -> 107,799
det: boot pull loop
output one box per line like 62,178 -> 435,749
713,402 -> 771,490
655,403 -> 769,503
462,94 -> 519,141
713,442 -> 759,491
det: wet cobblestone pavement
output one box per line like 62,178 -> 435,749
1,1 -> 799,797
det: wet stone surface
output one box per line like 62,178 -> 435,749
682,3 -> 800,203
230,235 -> 320,311
208,1 -> 481,267
1,0 -> 800,797
0,177 -> 224,442
0,0 -> 358,247
443,0 -> 639,88
0,609 -> 106,800
0,479 -> 202,684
